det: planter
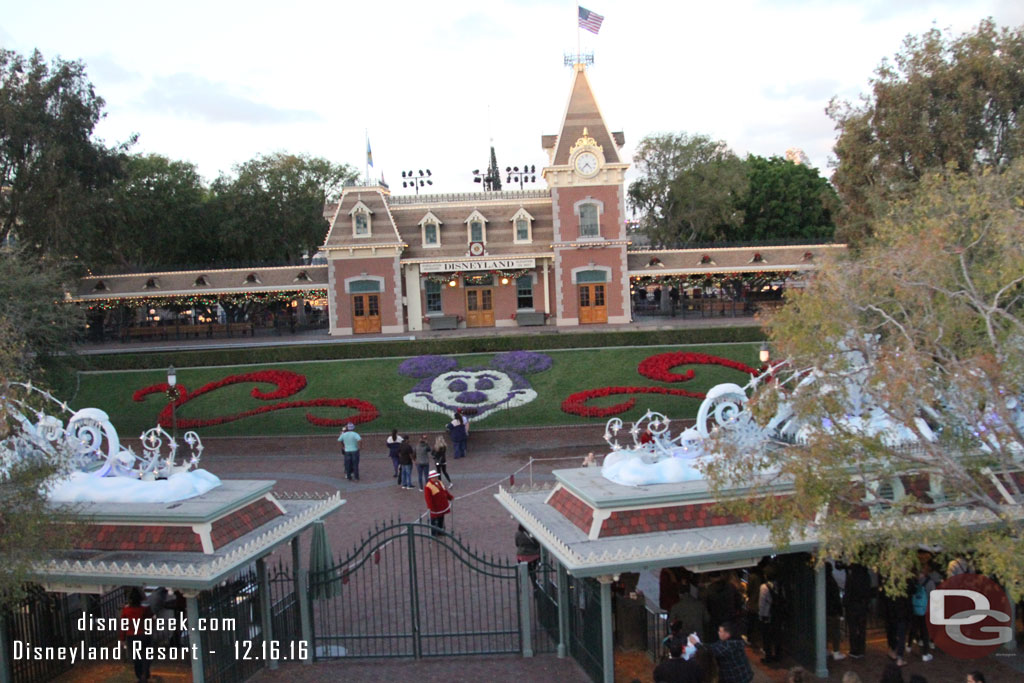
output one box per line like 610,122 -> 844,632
515,312 -> 546,327
427,315 -> 459,330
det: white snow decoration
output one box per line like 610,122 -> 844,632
403,369 -> 537,422
48,469 -> 222,503
1,382 -> 217,502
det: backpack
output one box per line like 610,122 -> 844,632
912,582 -> 928,616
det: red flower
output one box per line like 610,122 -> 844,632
638,352 -> 758,382
561,351 -> 761,418
134,370 -> 378,429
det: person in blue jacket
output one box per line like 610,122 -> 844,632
446,411 -> 468,459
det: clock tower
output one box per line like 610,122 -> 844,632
542,62 -> 630,325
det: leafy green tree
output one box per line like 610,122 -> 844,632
0,49 -> 124,258
705,161 -> 1024,598
0,248 -> 83,381
211,153 -> 357,264
0,255 -> 80,608
732,155 -> 837,242
86,154 -> 214,271
828,19 -> 1024,242
628,133 -> 747,246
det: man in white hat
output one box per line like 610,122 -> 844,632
423,469 -> 454,536
338,422 -> 362,481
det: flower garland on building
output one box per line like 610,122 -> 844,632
133,369 -> 378,428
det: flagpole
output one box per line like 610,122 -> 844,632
365,129 -> 369,185
576,2 -> 581,65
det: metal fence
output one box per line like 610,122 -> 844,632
3,585 -> 127,683
198,566 -> 264,683
311,521 -> 524,659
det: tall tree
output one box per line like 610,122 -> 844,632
732,155 -> 837,242
87,154 -> 214,271
211,153 -> 357,264
0,49 -> 124,257
704,161 -> 1024,598
628,133 -> 747,247
0,247 -> 83,381
828,19 -> 1024,242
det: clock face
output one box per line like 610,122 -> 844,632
574,151 -> 599,177
469,242 -> 485,256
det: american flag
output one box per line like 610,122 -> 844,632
578,6 -> 604,34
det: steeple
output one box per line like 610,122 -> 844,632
545,63 -> 623,166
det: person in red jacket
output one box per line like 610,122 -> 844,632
424,470 -> 454,536
120,587 -> 154,682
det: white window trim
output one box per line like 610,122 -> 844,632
511,207 -> 535,245
343,275 -> 385,294
465,209 -> 488,244
573,198 -> 605,240
515,272 -> 538,311
570,265 -> 611,284
421,278 -> 444,315
349,200 -> 374,238
419,211 -> 443,249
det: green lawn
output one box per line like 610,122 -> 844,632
73,343 -> 764,437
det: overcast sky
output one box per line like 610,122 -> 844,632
3,1 -> 1022,194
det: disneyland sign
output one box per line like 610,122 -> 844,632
420,258 -> 536,273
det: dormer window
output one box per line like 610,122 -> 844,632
92,280 -> 107,292
419,211 -> 443,248
194,275 -> 210,287
349,200 -> 373,238
245,273 -> 261,285
144,278 -> 159,289
511,207 -> 534,244
465,210 -> 488,244
295,271 -> 311,282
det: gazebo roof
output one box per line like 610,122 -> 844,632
496,467 -> 1006,578
36,482 -> 344,592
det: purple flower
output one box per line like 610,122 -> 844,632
398,355 -> 458,378
457,391 -> 488,404
490,351 -> 552,375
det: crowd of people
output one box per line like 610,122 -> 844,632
342,410 -> 471,533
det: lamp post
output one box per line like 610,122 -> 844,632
402,169 -> 433,195
506,165 -> 537,190
759,342 -> 771,364
472,145 -> 503,191
167,365 -> 178,442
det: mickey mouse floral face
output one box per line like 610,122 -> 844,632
399,351 -> 552,422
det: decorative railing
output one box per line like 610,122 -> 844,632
387,189 -> 550,205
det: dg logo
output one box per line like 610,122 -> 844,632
927,573 -> 1013,658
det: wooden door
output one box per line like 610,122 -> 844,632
352,294 -> 381,334
578,284 -> 607,324
465,288 -> 495,328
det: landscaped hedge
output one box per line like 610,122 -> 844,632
81,326 -> 766,371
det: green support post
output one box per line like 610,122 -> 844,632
518,562 -> 534,657
292,536 -> 313,664
815,564 -> 828,678
257,558 -> 278,670
186,593 -> 205,683
557,563 -> 569,658
600,577 -> 614,683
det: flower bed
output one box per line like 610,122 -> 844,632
561,351 -> 760,418
133,369 -> 378,429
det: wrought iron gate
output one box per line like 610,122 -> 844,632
310,521 -> 524,659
